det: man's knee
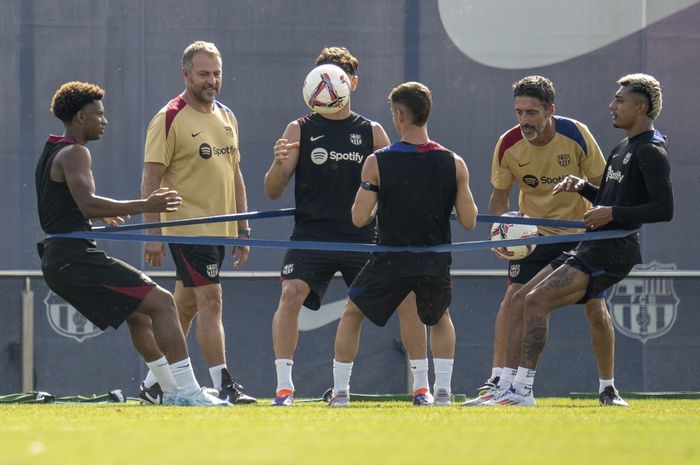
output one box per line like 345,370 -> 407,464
584,299 -> 612,330
278,281 -> 309,312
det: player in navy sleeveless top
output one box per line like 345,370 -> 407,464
491,74 -> 674,407
331,82 -> 478,407
36,81 -> 228,406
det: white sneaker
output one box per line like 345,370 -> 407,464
163,387 -> 232,407
329,390 -> 350,408
462,384 -> 498,406
486,386 -> 536,407
434,388 -> 453,406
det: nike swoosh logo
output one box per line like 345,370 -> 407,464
191,132 -> 201,137
298,299 -> 345,331
310,135 -> 325,142
438,0 -> 699,68
518,162 -> 532,167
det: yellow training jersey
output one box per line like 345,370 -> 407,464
144,96 -> 241,237
491,116 -> 606,235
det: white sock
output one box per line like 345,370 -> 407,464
599,378 -> 614,394
145,356 -> 177,393
170,358 -> 200,394
433,358 -> 453,393
275,359 -> 295,394
333,359 -> 353,394
497,367 -> 517,389
209,363 -> 227,390
143,369 -> 158,389
410,358 -> 429,393
512,366 -> 536,396
490,367 -> 503,383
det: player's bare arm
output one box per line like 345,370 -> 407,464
488,186 -> 511,215
453,155 -> 478,230
265,121 -> 300,199
351,154 -> 379,227
59,145 -> 181,219
232,163 -> 250,269
371,122 -> 390,151
141,161 -> 170,267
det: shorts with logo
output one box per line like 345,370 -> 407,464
281,249 -> 370,310
38,238 -> 156,330
348,259 -> 452,327
507,240 -> 580,285
169,244 -> 225,287
550,236 -> 640,304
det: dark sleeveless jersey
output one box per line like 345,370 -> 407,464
292,112 -> 376,242
373,141 -> 457,276
35,135 -> 91,233
582,130 -> 673,232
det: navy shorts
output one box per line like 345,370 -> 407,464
281,249 -> 370,310
507,240 -> 580,285
38,238 -> 156,330
169,244 -> 225,287
348,260 -> 452,327
550,236 -> 640,303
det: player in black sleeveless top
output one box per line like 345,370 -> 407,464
36,81 -> 227,406
264,48 -> 437,406
491,74 -> 674,407
331,81 -> 478,407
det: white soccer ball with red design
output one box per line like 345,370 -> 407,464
302,64 -> 351,114
490,212 -> 538,260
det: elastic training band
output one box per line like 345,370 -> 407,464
49,229 -> 635,254
91,207 -> 586,232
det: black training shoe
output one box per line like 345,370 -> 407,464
477,377 -> 499,396
139,382 -> 163,405
219,368 -> 257,404
599,386 -> 628,407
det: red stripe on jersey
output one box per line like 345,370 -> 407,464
497,126 -> 524,165
165,96 -> 187,139
103,284 -> 155,300
47,135 -> 77,144
417,141 -> 448,152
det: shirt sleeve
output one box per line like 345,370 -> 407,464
144,111 -> 174,166
490,138 -> 513,190
613,143 -> 674,224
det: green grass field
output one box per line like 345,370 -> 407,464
1,398 -> 699,465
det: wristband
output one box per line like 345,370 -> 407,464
238,228 -> 252,238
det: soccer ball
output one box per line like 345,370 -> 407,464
490,212 -> 538,260
302,64 -> 351,114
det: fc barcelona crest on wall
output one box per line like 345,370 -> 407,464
607,262 -> 679,343
43,291 -> 103,343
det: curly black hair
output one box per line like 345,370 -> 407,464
50,81 -> 105,122
513,75 -> 555,108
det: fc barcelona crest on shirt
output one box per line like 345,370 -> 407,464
607,261 -> 679,343
557,153 -> 571,167
349,133 -> 362,146
44,291 -> 103,343
224,126 -> 234,138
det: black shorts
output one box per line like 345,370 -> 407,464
169,244 -> 225,287
348,261 -> 452,327
281,249 -> 370,310
550,236 -> 640,303
38,239 -> 156,330
507,240 -> 580,284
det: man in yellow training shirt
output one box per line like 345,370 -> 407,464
140,41 -> 256,404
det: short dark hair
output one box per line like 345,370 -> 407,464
315,46 -> 359,76
388,81 -> 432,126
513,75 -> 555,108
617,73 -> 663,120
50,81 -> 105,122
